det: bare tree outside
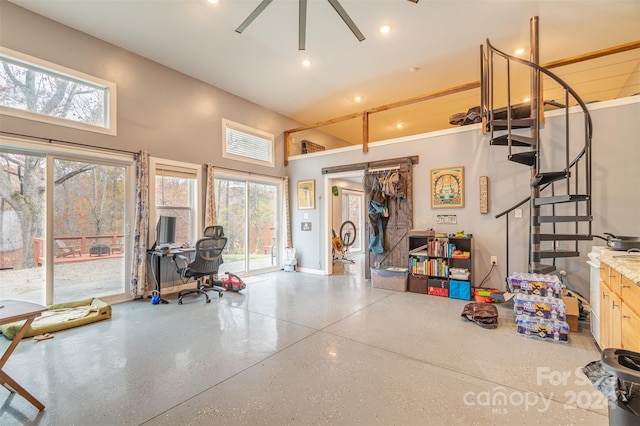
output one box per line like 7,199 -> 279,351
0,56 -> 116,269
0,59 -> 106,126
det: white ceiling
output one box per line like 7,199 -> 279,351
9,0 -> 640,132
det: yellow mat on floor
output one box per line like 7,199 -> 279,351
0,298 -> 111,340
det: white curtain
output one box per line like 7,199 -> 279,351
284,176 -> 292,248
205,163 -> 217,227
130,150 -> 150,297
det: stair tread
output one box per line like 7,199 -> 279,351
536,234 -> 593,241
490,134 -> 535,147
531,172 -> 570,186
509,151 -> 537,166
536,249 -> 580,258
488,118 -> 534,129
492,102 -> 532,120
536,215 -> 593,223
534,194 -> 589,206
531,264 -> 557,274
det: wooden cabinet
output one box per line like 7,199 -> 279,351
610,291 -> 622,348
599,260 -> 640,352
599,280 -> 612,347
621,303 -> 640,351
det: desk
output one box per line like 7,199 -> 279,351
0,300 -> 47,411
148,248 -> 195,304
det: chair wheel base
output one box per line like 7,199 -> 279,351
177,288 -> 210,305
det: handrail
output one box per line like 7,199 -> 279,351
486,39 -> 593,140
486,39 -> 593,220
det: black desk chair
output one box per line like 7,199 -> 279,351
174,226 -> 227,304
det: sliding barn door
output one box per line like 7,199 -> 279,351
364,160 -> 414,279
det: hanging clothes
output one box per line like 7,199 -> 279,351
367,175 -> 388,254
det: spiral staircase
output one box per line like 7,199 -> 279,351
481,17 -> 594,274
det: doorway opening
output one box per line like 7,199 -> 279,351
324,171 -> 365,275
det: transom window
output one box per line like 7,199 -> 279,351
0,47 -> 116,135
222,118 -> 274,167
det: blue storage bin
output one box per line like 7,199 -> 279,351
449,280 -> 471,300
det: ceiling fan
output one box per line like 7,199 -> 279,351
236,0 -> 420,50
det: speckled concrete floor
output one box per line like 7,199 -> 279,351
0,262 -> 609,425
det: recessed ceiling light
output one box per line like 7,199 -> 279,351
523,97 -> 531,102
302,59 -> 311,67
396,123 -> 404,129
354,96 -> 362,102
380,25 -> 391,33
515,48 -> 525,55
208,0 -> 219,4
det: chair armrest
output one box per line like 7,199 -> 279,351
173,254 -> 190,271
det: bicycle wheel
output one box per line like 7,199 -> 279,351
339,220 -> 357,248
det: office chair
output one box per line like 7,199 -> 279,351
174,225 -> 227,304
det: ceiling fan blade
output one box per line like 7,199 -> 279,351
327,0 -> 365,42
407,0 -> 419,3
235,0 -> 274,34
299,0 -> 307,50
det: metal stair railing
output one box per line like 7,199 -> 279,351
481,23 -> 593,275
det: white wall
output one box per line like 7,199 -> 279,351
0,1 -> 299,175
287,98 -> 640,298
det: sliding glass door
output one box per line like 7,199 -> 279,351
214,173 -> 281,275
0,138 -> 132,305
0,151 -> 46,303
52,158 -> 127,303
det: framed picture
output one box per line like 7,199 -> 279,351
431,166 -> 464,209
297,179 -> 315,210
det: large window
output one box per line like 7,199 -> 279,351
150,159 -> 201,246
0,136 -> 133,305
0,47 -> 116,135
222,119 -> 274,167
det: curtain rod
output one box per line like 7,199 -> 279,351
0,131 -> 137,156
207,164 -> 285,180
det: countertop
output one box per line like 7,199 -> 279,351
601,254 -> 640,285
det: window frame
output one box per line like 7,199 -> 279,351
0,46 -> 117,136
0,134 -> 135,305
222,118 -> 274,167
213,169 -> 283,274
149,158 -> 202,246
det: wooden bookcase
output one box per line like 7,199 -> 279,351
407,233 -> 473,295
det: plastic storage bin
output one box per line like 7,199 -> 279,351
371,268 -> 408,291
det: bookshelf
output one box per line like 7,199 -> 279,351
407,233 -> 473,297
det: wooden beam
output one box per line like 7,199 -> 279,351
284,131 -> 290,166
362,112 -> 369,153
365,81 -> 480,114
542,40 -> 640,69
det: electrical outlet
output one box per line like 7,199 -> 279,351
491,256 -> 498,265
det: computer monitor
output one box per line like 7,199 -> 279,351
155,215 -> 176,249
